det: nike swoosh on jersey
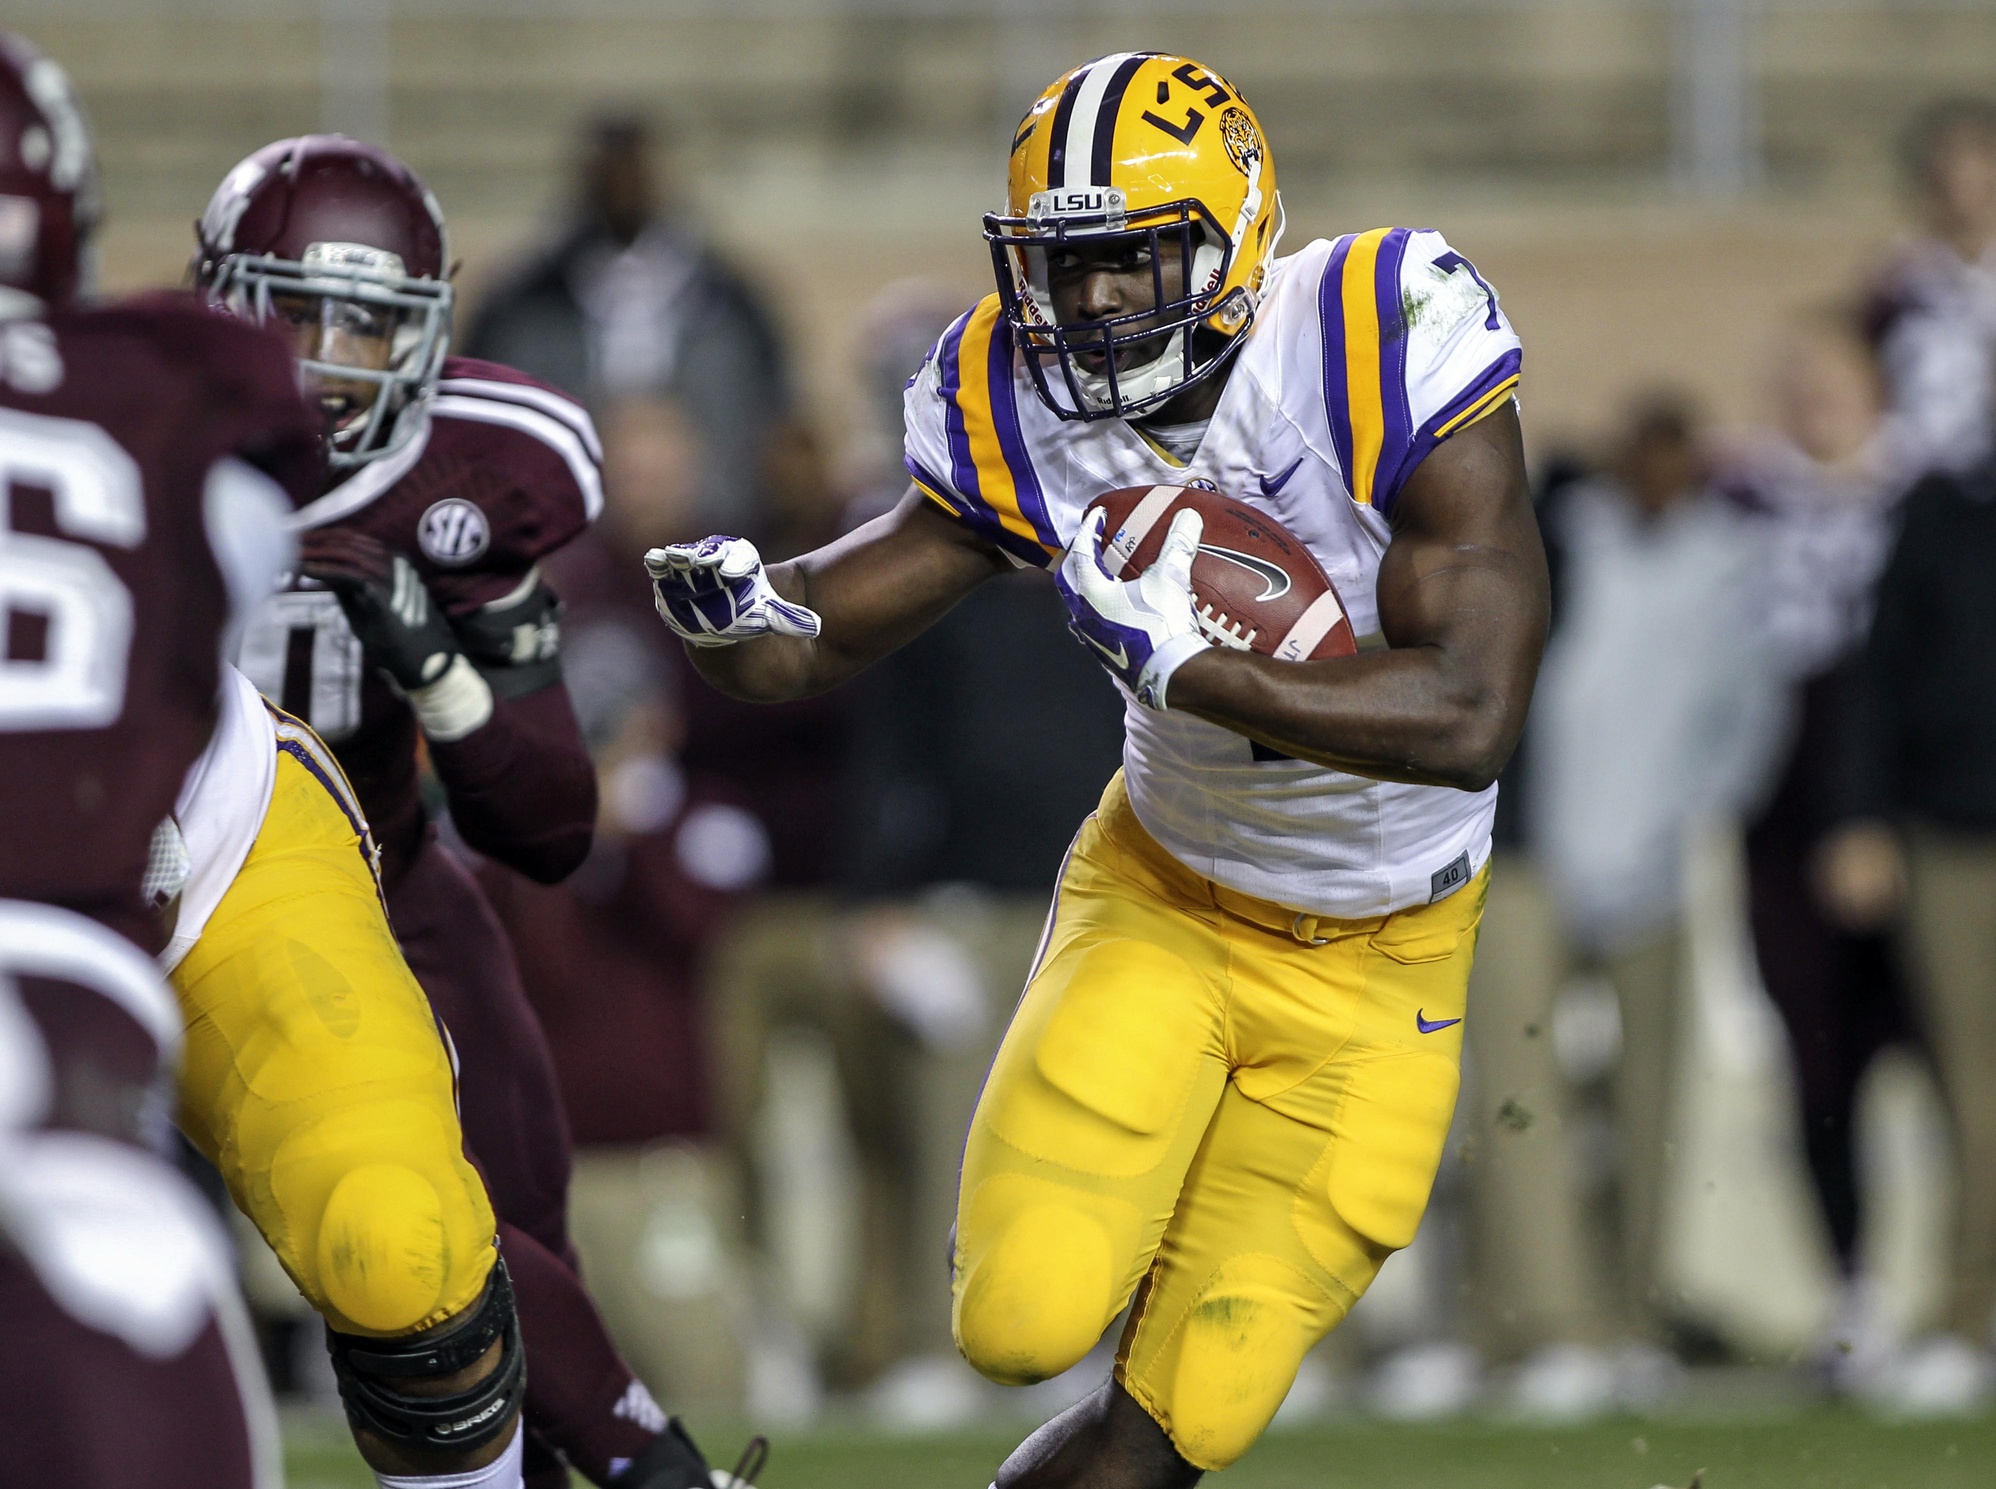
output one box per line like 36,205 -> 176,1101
1257,457 -> 1305,499
1080,632 -> 1131,671
1197,544 -> 1292,603
1415,1010 -> 1462,1034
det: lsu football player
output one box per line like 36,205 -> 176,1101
161,668 -> 527,1487
159,663 -> 765,1489
648,53 -> 1548,1483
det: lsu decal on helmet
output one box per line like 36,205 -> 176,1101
194,135 -> 452,472
986,52 -> 1282,421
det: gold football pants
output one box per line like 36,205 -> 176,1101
953,773 -> 1486,1469
172,723 -> 496,1338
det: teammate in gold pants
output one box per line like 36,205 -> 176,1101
169,704 -> 524,1481
953,775 -> 1486,1470
172,721 -> 495,1337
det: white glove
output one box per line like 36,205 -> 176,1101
644,535 -> 823,648
1055,506 -> 1209,709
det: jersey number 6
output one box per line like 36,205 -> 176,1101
0,407 -> 145,731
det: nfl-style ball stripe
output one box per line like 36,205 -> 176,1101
1273,589 -> 1350,662
1102,484 -> 1182,569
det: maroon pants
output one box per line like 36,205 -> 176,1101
388,836 -> 660,1486
392,836 -> 578,1261
1744,671 -> 1912,1275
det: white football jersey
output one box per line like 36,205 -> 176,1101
904,229 -> 1523,917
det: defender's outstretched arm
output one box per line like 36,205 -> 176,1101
1167,403 -> 1548,791
652,488 -> 1011,702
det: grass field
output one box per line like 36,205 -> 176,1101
283,1407 -> 1996,1489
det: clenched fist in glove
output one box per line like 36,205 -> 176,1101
643,536 -> 822,648
1056,506 -> 1210,710
297,527 -> 494,740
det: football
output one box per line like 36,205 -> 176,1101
1084,484 -> 1358,662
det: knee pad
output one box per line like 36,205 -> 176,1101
1134,1256 -> 1334,1472
316,1162 -> 455,1334
325,1254 -> 524,1455
955,1200 -> 1115,1385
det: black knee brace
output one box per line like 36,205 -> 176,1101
325,1256 -> 526,1454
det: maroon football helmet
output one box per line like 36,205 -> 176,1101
193,135 -> 452,472
0,32 -> 100,309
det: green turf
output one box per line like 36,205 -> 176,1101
283,1409 -> 1996,1489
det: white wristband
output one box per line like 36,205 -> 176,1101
1135,633 -> 1210,711
408,654 -> 495,743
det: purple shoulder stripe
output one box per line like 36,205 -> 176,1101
936,309 -> 982,508
903,455 -> 1053,569
1381,346 -> 1524,514
1368,229 -> 1419,510
986,317 -> 1060,551
1318,235 -> 1359,497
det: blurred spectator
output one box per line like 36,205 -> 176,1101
537,380 -> 855,1422
703,285 -> 1124,1422
1462,452 -> 1620,1413
545,395 -> 853,892
476,612 -> 770,1418
1821,390 -> 1996,1411
464,114 -> 793,536
1515,394 -> 1782,1404
1725,311 -> 1917,1392
1864,97 -> 1996,476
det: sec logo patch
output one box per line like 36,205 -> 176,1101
417,498 -> 489,566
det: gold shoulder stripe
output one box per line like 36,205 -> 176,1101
1433,375 -> 1521,440
947,297 -> 1059,558
1338,228 -> 1392,507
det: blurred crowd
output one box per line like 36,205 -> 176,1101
269,98 -> 1996,1429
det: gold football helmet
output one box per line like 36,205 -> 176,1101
986,52 -> 1283,421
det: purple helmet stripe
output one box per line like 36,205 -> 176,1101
1046,64 -> 1090,189
1090,54 -> 1151,190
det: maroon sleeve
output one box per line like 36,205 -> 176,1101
426,682 -> 598,884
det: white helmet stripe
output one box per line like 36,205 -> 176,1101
1061,52 -> 1137,190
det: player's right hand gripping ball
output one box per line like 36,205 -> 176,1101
1056,506 -> 1212,710
644,536 -> 823,648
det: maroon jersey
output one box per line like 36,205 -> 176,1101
0,295 -> 318,946
236,357 -> 600,885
